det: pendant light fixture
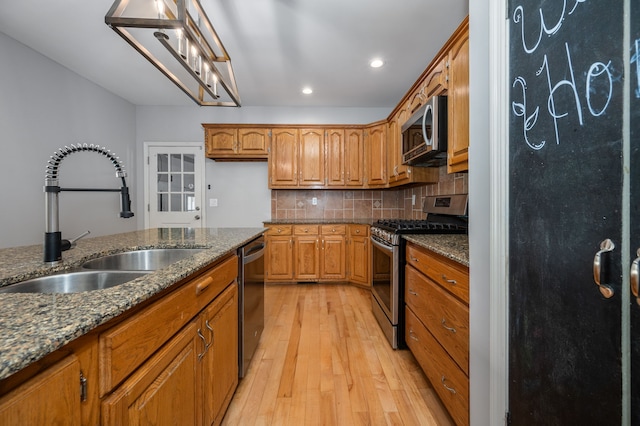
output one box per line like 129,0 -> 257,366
105,0 -> 240,106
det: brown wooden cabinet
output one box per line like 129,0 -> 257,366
299,129 -> 325,187
269,128 -> 299,187
345,128 -> 365,186
204,125 -> 270,160
347,224 -> 370,287
365,123 -> 387,187
319,225 -> 347,280
0,355 -> 82,425
293,225 -> 320,280
447,20 -> 469,174
265,225 -> 294,282
404,242 -> 469,426
201,284 -> 239,426
265,223 -> 367,284
326,129 -> 345,187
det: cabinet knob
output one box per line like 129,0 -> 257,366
355,229 -> 360,234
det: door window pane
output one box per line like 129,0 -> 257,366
171,194 -> 182,212
184,194 -> 196,211
158,194 -> 168,212
184,174 -> 195,192
171,154 -> 182,172
170,174 -> 182,192
157,154 -> 168,172
184,154 -> 195,172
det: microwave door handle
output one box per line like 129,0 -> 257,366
422,103 -> 433,146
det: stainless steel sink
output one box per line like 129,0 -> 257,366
81,248 -> 204,271
0,271 -> 147,294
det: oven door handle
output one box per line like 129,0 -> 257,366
371,236 -> 395,253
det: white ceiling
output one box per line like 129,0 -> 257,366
0,0 -> 468,108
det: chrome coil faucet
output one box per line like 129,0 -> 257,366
44,144 -> 134,264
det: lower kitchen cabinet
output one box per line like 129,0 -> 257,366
101,322 -> 201,425
404,242 -> 469,426
0,355 -> 82,425
347,224 -> 370,286
266,223 -> 365,284
202,284 -> 239,426
0,253 -> 241,426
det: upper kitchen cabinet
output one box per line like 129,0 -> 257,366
365,122 -> 387,187
328,128 -> 365,187
269,127 -> 324,189
203,125 -> 270,160
269,128 -> 299,187
446,18 -> 469,173
299,128 -> 325,187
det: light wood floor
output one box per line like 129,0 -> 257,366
222,284 -> 454,426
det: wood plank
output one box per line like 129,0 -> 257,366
222,284 -> 454,426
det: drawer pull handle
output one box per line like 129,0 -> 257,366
410,256 -> 419,262
409,329 -> 419,341
355,229 -> 360,234
204,320 -> 214,351
442,274 -> 457,285
197,329 -> 207,360
441,376 -> 457,394
196,276 -> 214,295
408,289 -> 419,296
441,318 -> 457,333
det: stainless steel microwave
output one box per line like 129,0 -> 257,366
401,95 -> 448,167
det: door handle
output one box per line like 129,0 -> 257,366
593,238 -> 615,298
631,248 -> 640,305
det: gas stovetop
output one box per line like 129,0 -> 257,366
370,194 -> 468,245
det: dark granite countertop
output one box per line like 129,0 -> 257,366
402,234 -> 469,267
264,218 -> 375,225
0,227 -> 265,381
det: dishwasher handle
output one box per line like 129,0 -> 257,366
243,243 -> 265,264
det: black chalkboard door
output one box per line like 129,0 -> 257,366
508,0 -> 636,423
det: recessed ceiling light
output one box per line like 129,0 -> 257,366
302,87 -> 313,95
370,58 -> 384,68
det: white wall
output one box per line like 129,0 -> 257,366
134,106 -> 391,229
0,32 -> 137,249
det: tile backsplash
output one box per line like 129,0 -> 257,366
271,168 -> 467,220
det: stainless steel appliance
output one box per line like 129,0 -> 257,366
370,194 -> 468,348
238,235 -> 265,377
401,95 -> 448,167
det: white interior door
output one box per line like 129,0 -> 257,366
145,143 -> 205,229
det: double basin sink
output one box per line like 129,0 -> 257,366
0,248 -> 204,294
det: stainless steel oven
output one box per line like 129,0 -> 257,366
370,194 -> 469,349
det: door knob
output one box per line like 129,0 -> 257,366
631,248 -> 640,305
194,215 -> 201,220
593,238 -> 615,298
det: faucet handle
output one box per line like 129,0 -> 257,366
61,230 -> 90,251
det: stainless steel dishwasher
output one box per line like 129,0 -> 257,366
238,235 -> 265,378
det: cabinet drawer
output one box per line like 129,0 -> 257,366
406,244 -> 469,304
99,254 -> 238,395
405,307 -> 468,426
405,264 -> 469,374
266,225 -> 292,236
320,224 -> 346,235
294,225 -> 319,235
349,224 -> 369,237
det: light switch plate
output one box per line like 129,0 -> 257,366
210,198 -> 218,207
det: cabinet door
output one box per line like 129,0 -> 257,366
425,55 -> 449,97
294,235 -> 319,280
326,129 -> 345,187
387,117 -> 409,184
237,128 -> 269,157
447,28 -> 469,173
270,128 -> 298,187
345,129 -> 365,186
102,322 -> 200,426
206,128 -> 236,156
366,124 -> 387,187
265,235 -> 294,282
348,235 -> 370,286
201,284 -> 238,426
0,355 -> 82,426
320,235 -> 346,280
299,128 -> 325,187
